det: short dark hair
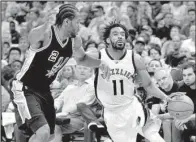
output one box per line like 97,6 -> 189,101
3,41 -> 10,47
11,59 -> 23,65
188,8 -> 195,13
55,4 -> 78,27
148,43 -> 161,56
8,47 -> 21,55
181,61 -> 196,75
171,25 -> 181,30
85,40 -> 98,51
103,21 -> 129,45
9,21 -> 15,25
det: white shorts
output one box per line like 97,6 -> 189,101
103,97 -> 163,142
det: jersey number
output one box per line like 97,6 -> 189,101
48,50 -> 59,62
112,80 -> 124,96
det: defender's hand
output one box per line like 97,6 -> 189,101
99,60 -> 111,81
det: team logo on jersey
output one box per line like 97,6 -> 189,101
48,50 -> 59,62
46,57 -> 69,78
110,68 -> 133,79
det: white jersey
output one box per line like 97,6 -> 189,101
95,49 -> 136,110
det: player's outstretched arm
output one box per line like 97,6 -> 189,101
73,36 -> 110,79
134,53 -> 170,101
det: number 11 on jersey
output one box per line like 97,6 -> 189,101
112,80 -> 124,96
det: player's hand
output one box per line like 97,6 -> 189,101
174,119 -> 188,130
99,60 -> 111,81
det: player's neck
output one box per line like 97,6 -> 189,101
55,25 -> 69,41
107,47 -> 126,60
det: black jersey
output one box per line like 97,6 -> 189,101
16,26 -> 73,93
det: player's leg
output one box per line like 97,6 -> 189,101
49,125 -> 62,142
28,124 -> 50,142
142,114 -> 165,142
50,115 -> 84,142
13,92 -> 51,142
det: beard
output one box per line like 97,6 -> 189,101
111,40 -> 125,50
70,30 -> 77,38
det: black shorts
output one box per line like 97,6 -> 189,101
14,87 -> 56,137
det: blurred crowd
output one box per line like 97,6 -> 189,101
1,1 -> 196,142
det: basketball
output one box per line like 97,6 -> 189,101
168,94 -> 194,120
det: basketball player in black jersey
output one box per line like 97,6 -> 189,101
11,4 -> 110,142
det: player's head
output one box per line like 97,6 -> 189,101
103,21 -> 128,50
55,4 -> 80,38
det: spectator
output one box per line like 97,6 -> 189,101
7,47 -> 21,64
148,43 -> 161,60
133,36 -> 146,55
126,4 -> 138,30
18,37 -> 29,62
169,2 -> 187,23
181,9 -> 195,37
10,60 -> 23,74
9,21 -> 21,44
160,13 -> 173,40
149,2 -> 162,20
2,42 -> 10,60
141,25 -> 162,46
169,25 -> 186,41
181,25 -> 195,54
26,8 -> 44,33
177,62 -> 196,142
154,68 -> 184,142
85,40 -> 98,51
155,4 -> 171,22
51,65 -> 96,142
147,59 -> 162,85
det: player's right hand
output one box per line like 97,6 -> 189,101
99,60 -> 111,81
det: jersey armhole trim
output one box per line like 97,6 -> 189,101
29,28 -> 52,53
132,51 -> 136,74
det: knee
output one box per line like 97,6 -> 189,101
35,124 -> 50,140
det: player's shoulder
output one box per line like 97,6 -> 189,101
28,24 -> 51,44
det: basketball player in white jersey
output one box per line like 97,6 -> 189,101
11,4 -> 110,142
94,21 -> 170,142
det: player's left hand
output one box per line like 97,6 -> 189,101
167,92 -> 186,103
99,60 -> 111,81
174,118 -> 189,130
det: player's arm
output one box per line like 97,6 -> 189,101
134,53 -> 169,101
28,12 -> 54,50
72,36 -> 101,68
28,24 -> 51,50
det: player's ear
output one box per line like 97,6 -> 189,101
63,18 -> 71,26
106,38 -> 110,44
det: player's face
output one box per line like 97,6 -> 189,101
109,27 -> 126,50
75,65 -> 92,80
183,68 -> 195,87
155,71 -> 172,90
69,12 -> 80,38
